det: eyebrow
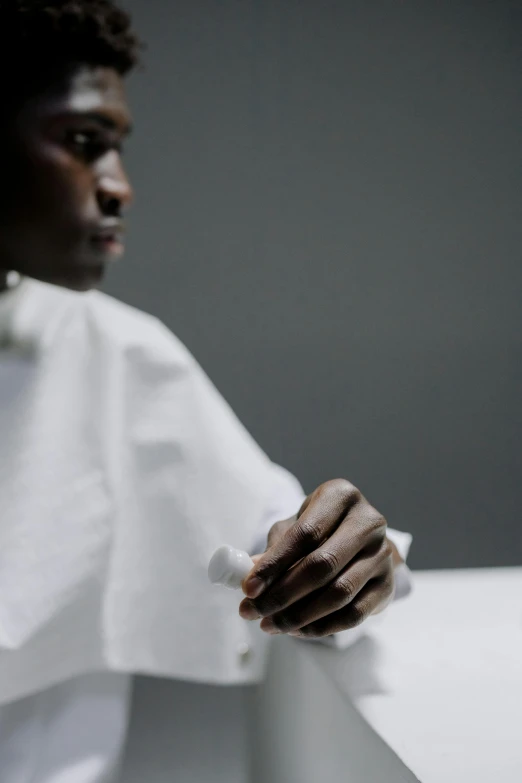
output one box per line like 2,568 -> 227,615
68,110 -> 133,136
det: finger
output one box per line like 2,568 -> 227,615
243,480 -> 360,599
266,514 -> 297,550
240,515 -> 296,599
258,539 -> 392,634
239,521 -> 293,620
252,505 -> 387,619
289,574 -> 395,639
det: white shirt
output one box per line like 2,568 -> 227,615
0,279 -> 412,781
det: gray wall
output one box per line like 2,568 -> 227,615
106,0 -> 522,569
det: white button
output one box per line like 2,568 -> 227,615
237,643 -> 253,665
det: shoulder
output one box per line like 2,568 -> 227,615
23,279 -> 193,373
85,291 -> 194,377
85,289 -> 175,349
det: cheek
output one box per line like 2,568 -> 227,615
15,149 -> 95,239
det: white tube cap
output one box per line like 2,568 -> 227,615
208,545 -> 254,590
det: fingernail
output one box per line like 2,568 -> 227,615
260,618 -> 280,635
244,576 -> 265,599
239,600 -> 260,621
288,630 -> 303,638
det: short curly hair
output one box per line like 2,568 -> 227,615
0,0 -> 142,108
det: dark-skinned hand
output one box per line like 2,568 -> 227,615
239,479 -> 401,638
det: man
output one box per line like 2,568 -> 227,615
0,1 -> 412,780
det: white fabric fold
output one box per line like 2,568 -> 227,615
0,278 -> 412,701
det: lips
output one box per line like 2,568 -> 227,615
90,221 -> 125,257
92,220 -> 124,242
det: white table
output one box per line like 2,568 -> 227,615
294,567 -> 522,782
120,569 -> 522,782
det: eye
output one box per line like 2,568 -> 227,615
71,131 -> 91,145
67,129 -> 97,147
65,129 -> 111,160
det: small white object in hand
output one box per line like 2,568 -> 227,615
208,545 -> 254,590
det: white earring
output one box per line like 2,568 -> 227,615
6,271 -> 21,289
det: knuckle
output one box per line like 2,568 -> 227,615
381,572 -> 395,598
381,539 -> 394,561
333,479 -> 361,504
254,555 -> 279,582
348,603 -> 367,628
294,520 -> 323,549
330,575 -> 357,604
306,549 -> 340,584
366,511 -> 387,537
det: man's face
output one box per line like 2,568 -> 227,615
0,65 -> 133,291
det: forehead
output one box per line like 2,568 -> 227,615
65,67 -> 128,112
27,65 -> 132,130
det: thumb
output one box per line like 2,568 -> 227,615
241,555 -> 262,593
242,515 -> 297,591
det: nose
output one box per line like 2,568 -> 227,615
96,153 -> 134,217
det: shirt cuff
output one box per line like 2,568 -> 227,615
386,528 -> 413,601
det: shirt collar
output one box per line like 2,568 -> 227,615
0,277 -> 73,357
0,279 -> 29,351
